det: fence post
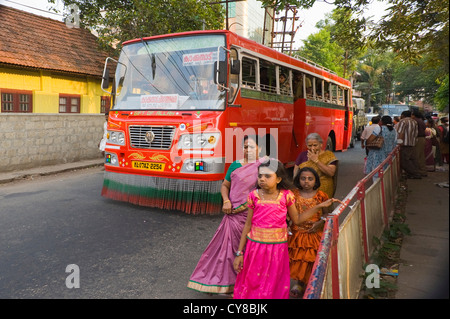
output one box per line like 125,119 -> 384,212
379,168 -> 389,227
331,214 -> 340,299
357,182 -> 369,263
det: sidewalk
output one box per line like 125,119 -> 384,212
395,165 -> 449,299
0,158 -> 104,184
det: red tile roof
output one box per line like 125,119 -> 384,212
0,4 -> 108,77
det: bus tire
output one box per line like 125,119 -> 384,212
326,136 -> 334,152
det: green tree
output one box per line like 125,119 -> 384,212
434,75 -> 449,112
260,0 -> 449,70
318,8 -> 367,78
295,29 -> 344,76
375,0 -> 449,73
393,55 -> 442,105
355,49 -> 387,110
50,0 -> 224,54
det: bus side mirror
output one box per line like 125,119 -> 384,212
214,61 -> 227,85
230,59 -> 240,75
102,66 -> 110,90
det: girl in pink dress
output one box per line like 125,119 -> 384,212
233,159 -> 339,299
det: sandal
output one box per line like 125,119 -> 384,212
289,284 -> 304,299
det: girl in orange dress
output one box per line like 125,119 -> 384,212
288,167 -> 331,298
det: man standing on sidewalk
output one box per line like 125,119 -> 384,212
412,110 -> 428,177
397,110 -> 422,179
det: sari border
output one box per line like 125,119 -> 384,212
246,226 -> 288,244
187,280 -> 234,294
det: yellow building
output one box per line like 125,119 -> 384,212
0,5 -> 110,114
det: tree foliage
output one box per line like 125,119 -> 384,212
275,0 -> 448,110
260,0 -> 449,71
296,7 -> 366,79
434,75 -> 449,112
296,29 -> 344,75
49,0 -> 225,54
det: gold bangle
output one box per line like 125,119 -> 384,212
223,200 -> 231,204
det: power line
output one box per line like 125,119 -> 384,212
4,0 -> 63,16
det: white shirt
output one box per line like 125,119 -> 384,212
361,124 -> 379,141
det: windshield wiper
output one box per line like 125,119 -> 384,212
140,38 -> 156,80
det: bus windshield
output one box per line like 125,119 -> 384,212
382,104 -> 409,117
113,34 -> 227,111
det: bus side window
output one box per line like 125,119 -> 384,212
259,60 -> 276,93
279,66 -> 291,96
317,79 -> 324,101
324,81 -> 330,102
293,71 -> 308,100
330,83 -> 337,104
229,48 -> 239,102
313,77 -> 322,100
242,57 -> 257,89
305,75 -> 313,99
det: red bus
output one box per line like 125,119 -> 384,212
100,30 -> 352,214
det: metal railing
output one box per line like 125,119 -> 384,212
304,146 -> 401,299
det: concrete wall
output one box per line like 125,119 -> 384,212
0,114 -> 104,173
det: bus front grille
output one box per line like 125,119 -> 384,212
129,125 -> 175,149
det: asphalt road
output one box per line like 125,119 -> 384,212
0,146 -> 366,299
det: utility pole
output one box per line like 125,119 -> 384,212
270,5 -> 301,55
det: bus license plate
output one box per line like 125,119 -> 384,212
132,161 -> 165,171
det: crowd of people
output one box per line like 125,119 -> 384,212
361,111 -> 449,179
187,133 -> 341,299
186,112 -> 449,299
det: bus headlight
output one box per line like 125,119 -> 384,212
178,133 -> 220,149
196,134 -> 208,147
183,135 -> 193,148
108,131 -> 125,145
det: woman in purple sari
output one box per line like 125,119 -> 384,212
187,135 -> 264,295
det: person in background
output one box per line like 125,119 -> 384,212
293,133 -> 338,199
364,116 -> 398,177
426,115 -> 442,168
412,110 -> 428,177
424,118 -> 437,172
361,116 -> 381,156
98,111 -> 109,157
279,73 -> 290,95
288,167 -> 331,298
393,116 -> 401,131
397,110 -> 421,179
437,117 -> 449,165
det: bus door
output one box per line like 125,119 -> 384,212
291,70 -> 307,152
342,88 -> 352,149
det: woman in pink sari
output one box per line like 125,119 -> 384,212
187,135 -> 264,295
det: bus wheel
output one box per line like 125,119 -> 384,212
326,136 -> 334,151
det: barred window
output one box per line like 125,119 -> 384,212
100,96 -> 110,113
1,90 -> 33,113
59,94 -> 80,113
